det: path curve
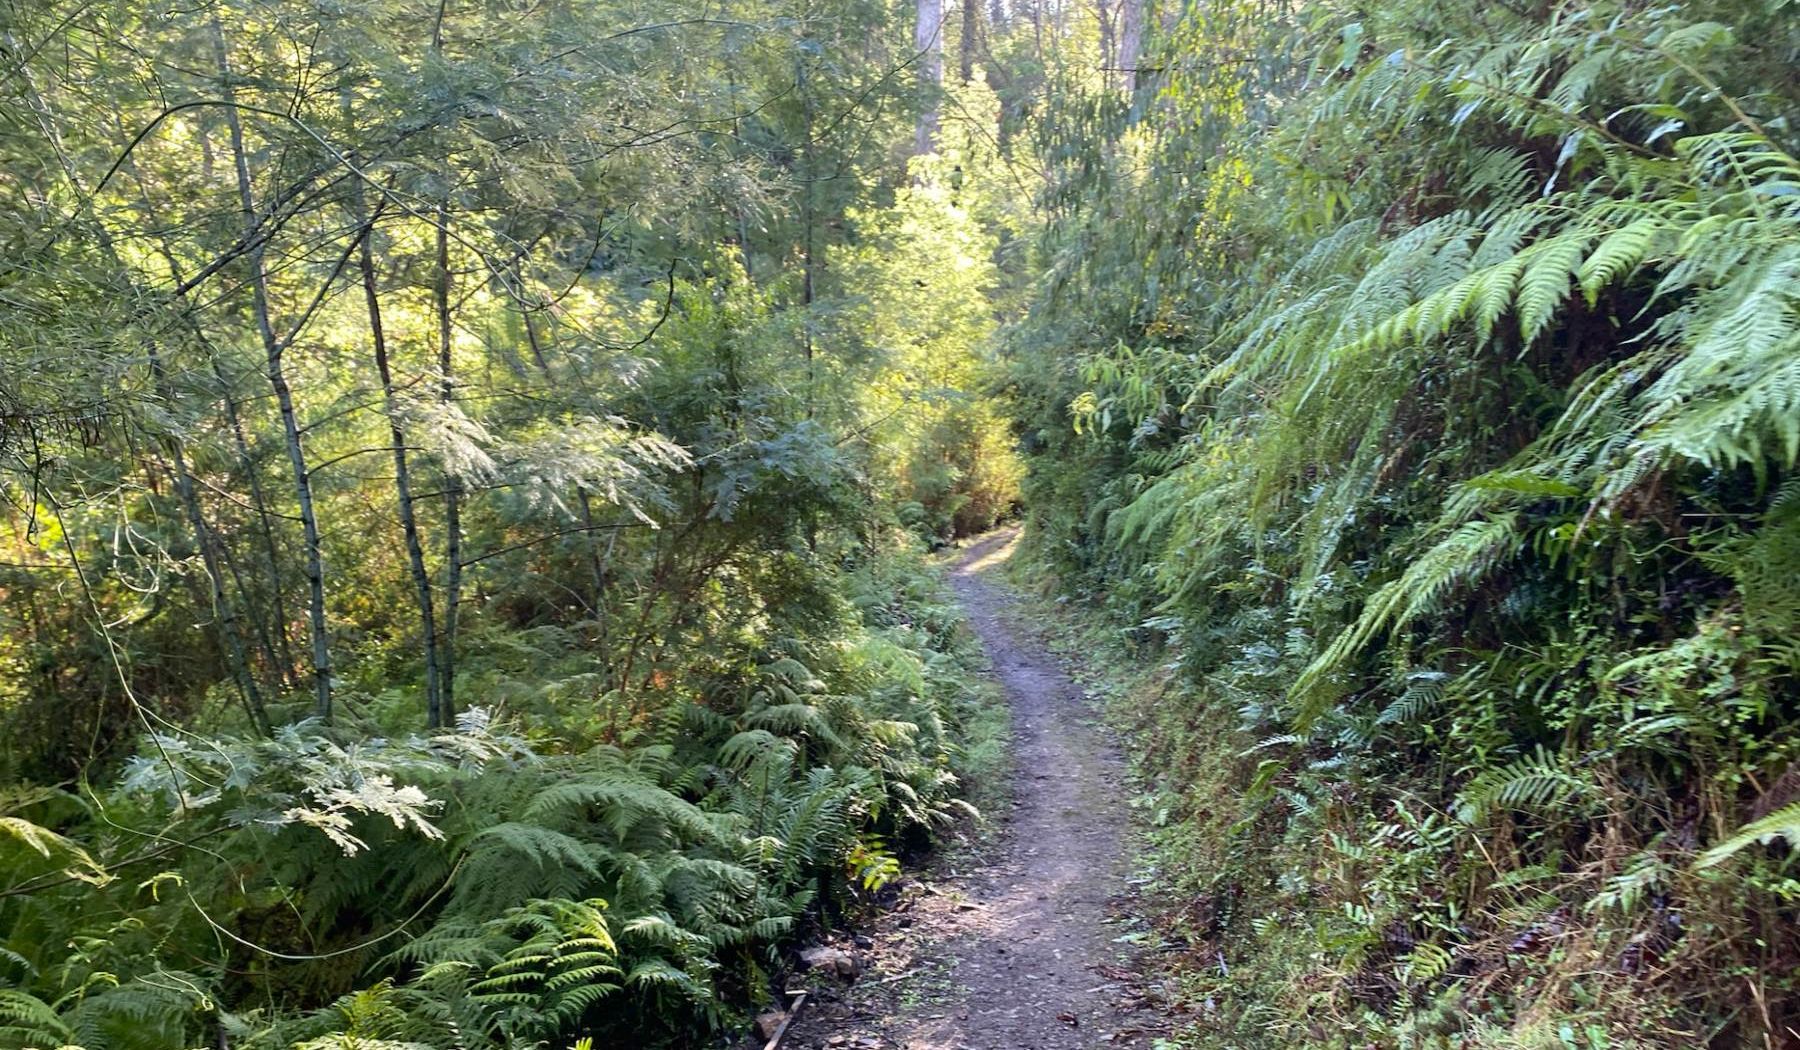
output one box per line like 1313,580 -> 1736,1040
774,528 -> 1164,1050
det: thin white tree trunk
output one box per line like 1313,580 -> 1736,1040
432,6 -> 462,729
915,0 -> 946,154
436,213 -> 462,728
354,196 -> 443,729
1095,0 -> 1116,89
212,18 -> 334,722
961,0 -> 979,82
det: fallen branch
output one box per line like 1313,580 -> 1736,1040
762,990 -> 808,1050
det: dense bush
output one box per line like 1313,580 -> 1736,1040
0,550 -> 998,1048
7,0 -> 1797,1043
1006,0 -> 1800,1044
0,0 -> 1015,1043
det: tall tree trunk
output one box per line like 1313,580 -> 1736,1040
430,4 -> 462,729
1117,0 -> 1144,93
212,18 -> 334,722
1029,0 -> 1048,76
436,212 -> 462,727
914,0 -> 945,154
354,198 -> 444,728
722,0 -> 758,285
801,69 -> 819,413
960,0 -> 979,82
1094,0 -> 1117,89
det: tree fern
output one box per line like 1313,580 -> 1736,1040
0,989 -> 71,1047
1294,515 -> 1521,720
1577,215 -> 1666,303
465,823 -> 607,883
1375,670 -> 1449,728
402,899 -> 624,1043
523,776 -> 722,844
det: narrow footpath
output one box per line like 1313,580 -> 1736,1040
774,528 -> 1168,1050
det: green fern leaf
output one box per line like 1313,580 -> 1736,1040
1697,801 -> 1800,869
1518,235 -> 1589,343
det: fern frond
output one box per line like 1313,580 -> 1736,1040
1697,802 -> 1800,869
1294,515 -> 1521,720
1454,746 -> 1593,824
1517,234 -> 1590,343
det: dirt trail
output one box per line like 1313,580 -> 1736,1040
774,529 -> 1166,1050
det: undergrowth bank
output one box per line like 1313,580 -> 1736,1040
1005,0 -> 1800,1045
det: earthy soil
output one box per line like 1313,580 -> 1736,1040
766,529 -> 1172,1050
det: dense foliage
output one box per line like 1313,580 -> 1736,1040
0,0 -> 1017,1044
1008,0 -> 1800,1045
6,0 -> 1799,1043
2,560 -> 997,1047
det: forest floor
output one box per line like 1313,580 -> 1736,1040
768,528 -> 1174,1050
